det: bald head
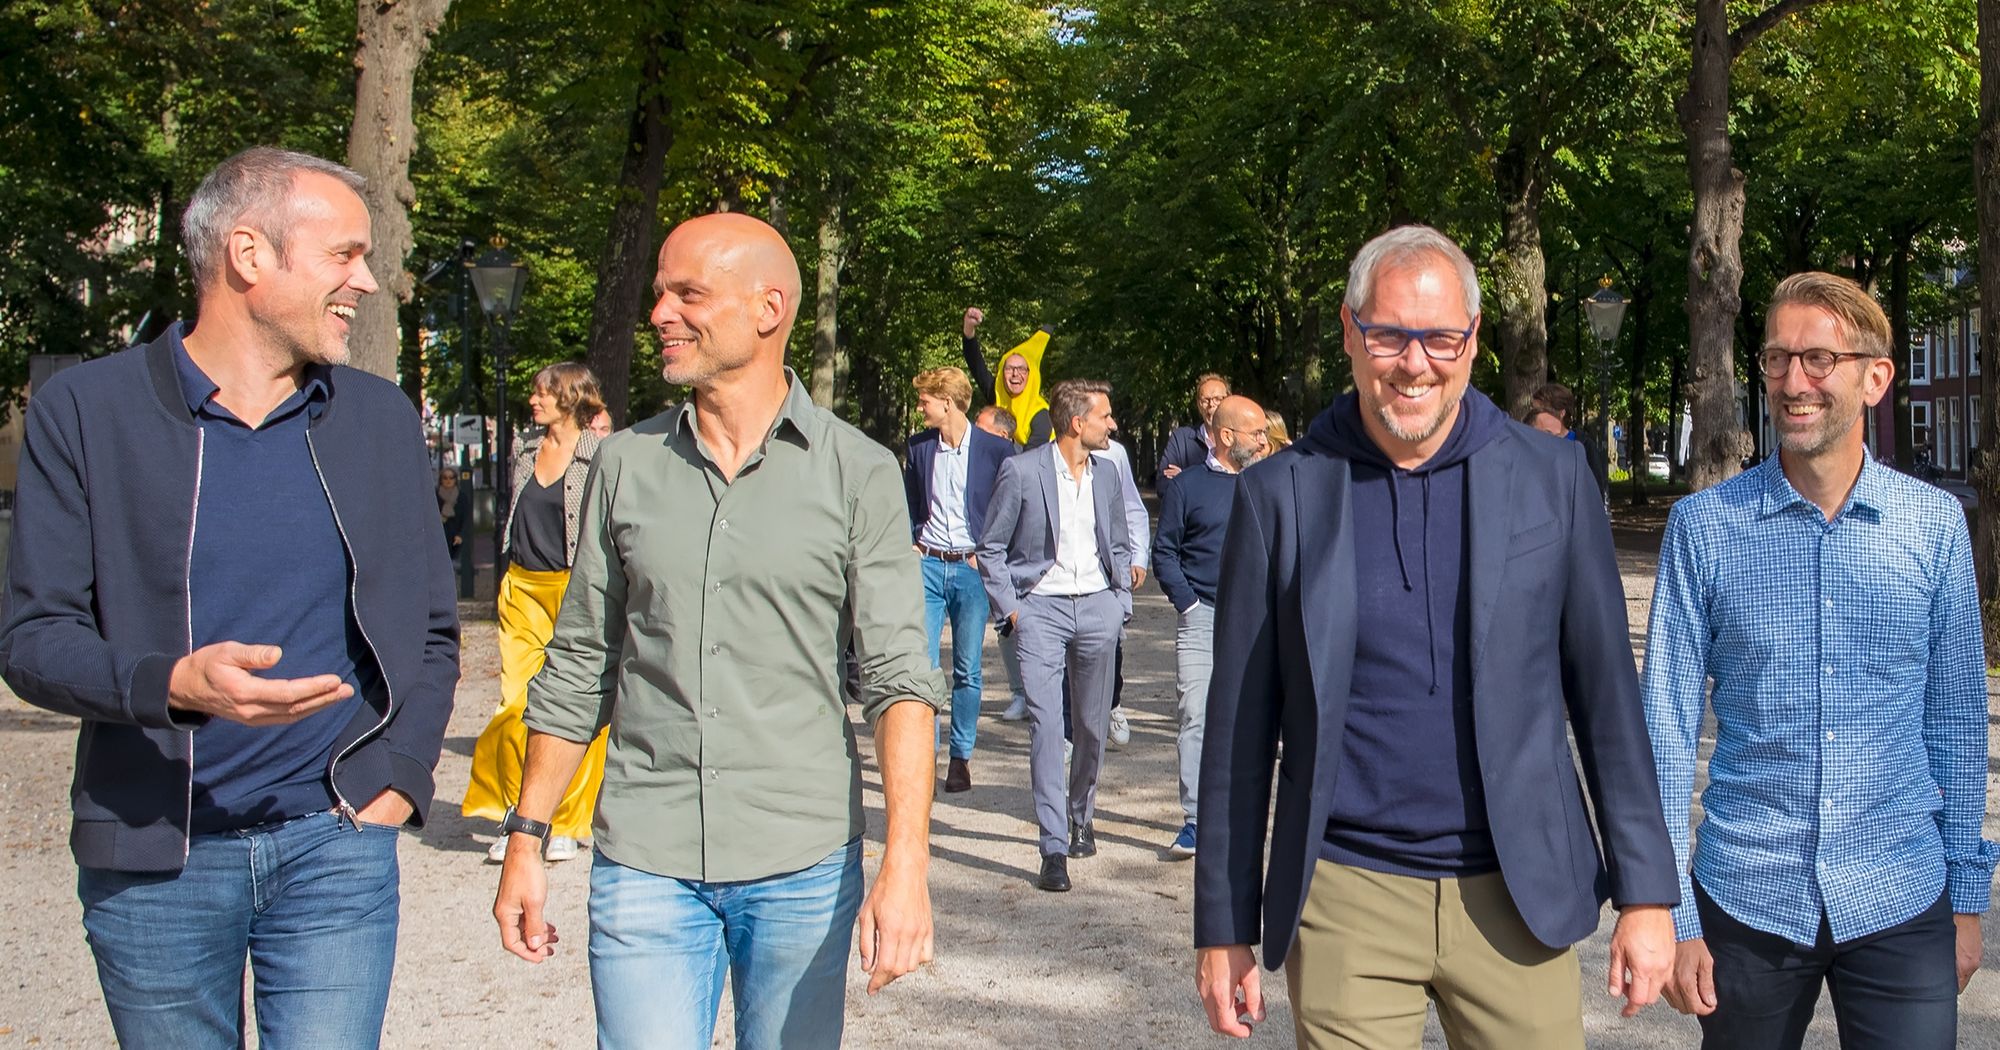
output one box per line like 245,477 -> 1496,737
651,212 -> 803,387
1214,395 -> 1268,471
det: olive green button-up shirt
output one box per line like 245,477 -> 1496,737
525,371 -> 943,882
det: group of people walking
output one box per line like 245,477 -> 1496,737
1,143 -> 1991,1050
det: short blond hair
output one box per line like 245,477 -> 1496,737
1767,272 -> 1891,358
913,366 -> 973,413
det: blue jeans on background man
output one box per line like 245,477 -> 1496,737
921,554 -> 988,760
588,838 -> 864,1050
77,810 -> 401,1049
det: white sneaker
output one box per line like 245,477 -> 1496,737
1001,695 -> 1028,721
1107,708 -> 1130,750
544,835 -> 579,862
485,836 -> 509,863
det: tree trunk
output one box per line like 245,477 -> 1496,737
138,178 -> 181,343
583,31 -> 673,428
397,298 -> 425,410
345,0 -> 452,381
810,194 -> 848,409
1973,0 -> 2000,664
1678,0 -> 1753,490
1489,140 -> 1549,419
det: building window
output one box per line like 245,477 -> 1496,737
1960,308 -> 1976,376
1912,400 -> 1932,456
1910,332 -> 1931,385
1947,398 -> 1961,472
1973,394 -> 1982,451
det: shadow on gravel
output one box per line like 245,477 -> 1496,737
0,703 -> 74,732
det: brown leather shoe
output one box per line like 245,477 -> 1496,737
944,757 -> 972,793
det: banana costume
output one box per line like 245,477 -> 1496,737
995,328 -> 1051,447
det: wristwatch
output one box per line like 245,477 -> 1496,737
499,807 -> 551,842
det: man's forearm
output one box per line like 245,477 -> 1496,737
514,730 -> 592,824
875,699 -> 935,864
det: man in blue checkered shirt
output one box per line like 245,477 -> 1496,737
1644,271 -> 1997,1049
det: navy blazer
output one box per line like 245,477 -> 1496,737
1193,421 -> 1678,968
976,444 -> 1132,623
903,424 -> 1014,545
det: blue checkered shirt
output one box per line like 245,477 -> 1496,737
1643,454 -> 1996,945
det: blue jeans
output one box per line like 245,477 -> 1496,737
589,838 -> 864,1050
77,810 -> 401,1049
921,554 -> 988,760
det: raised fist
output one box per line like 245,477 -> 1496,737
962,307 -> 984,338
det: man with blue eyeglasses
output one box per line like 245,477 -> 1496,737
1195,224 -> 1679,1048
1645,271 -> 1995,1049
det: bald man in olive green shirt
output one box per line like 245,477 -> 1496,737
493,213 -> 944,1050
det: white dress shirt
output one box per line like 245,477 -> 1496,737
917,431 -> 975,551
1093,438 -> 1151,571
1033,443 -> 1110,596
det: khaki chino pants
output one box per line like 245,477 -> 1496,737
1286,860 -> 1584,1050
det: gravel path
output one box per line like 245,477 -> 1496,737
3,544 -> 1999,1047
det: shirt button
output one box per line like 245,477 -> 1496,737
1822,598 -> 1833,609
709,708 -> 720,718
709,644 -> 721,655
1821,666 -> 1834,676
718,519 -> 730,530
1825,731 -> 1835,742
1822,798 -> 1833,809
711,582 -> 722,592
708,770 -> 718,781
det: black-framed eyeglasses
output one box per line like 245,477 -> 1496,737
1758,347 -> 1874,380
1351,316 -> 1478,360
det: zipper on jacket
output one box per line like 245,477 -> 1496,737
182,429 -> 205,860
306,431 -> 396,831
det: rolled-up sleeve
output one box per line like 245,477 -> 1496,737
846,452 -> 946,725
525,448 -> 625,743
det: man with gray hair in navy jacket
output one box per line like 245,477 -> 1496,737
1,147 -> 459,1048
1193,225 -> 1677,1048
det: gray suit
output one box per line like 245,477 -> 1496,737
978,445 -> 1132,856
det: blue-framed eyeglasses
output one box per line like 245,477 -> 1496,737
1351,316 -> 1478,360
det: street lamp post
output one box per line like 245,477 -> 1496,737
467,239 -> 528,594
1584,280 -> 1630,507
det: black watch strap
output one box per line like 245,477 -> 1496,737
500,807 -> 551,841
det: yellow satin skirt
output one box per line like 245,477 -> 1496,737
462,564 -> 608,839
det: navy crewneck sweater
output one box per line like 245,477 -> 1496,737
1305,389 -> 1507,877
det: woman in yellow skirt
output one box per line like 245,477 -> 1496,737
462,362 -> 608,863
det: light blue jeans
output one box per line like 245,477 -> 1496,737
588,838 -> 864,1049
921,554 -> 989,760
77,810 -> 402,1049
1173,600 -> 1215,823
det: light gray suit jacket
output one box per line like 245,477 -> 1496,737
977,444 -> 1133,624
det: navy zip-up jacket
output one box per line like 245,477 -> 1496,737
0,326 -> 461,873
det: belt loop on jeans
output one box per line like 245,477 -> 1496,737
919,543 -> 974,562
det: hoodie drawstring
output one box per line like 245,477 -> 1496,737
1422,474 -> 1438,695
1388,472 -> 1413,591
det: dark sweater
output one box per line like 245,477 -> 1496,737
1156,424 -> 1209,484
171,340 -> 371,835
1152,461 -> 1237,611
1305,389 -> 1508,877
0,323 -> 461,872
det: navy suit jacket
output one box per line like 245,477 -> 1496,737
903,424 -> 1014,545
976,444 -> 1132,623
1193,422 -> 1678,968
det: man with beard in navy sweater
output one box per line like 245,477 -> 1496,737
1193,225 -> 1677,1048
1152,393 -> 1267,858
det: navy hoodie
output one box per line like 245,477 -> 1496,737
1304,387 -> 1509,877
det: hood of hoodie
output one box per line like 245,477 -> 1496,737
1299,386 -> 1510,697
1301,386 -> 1509,471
